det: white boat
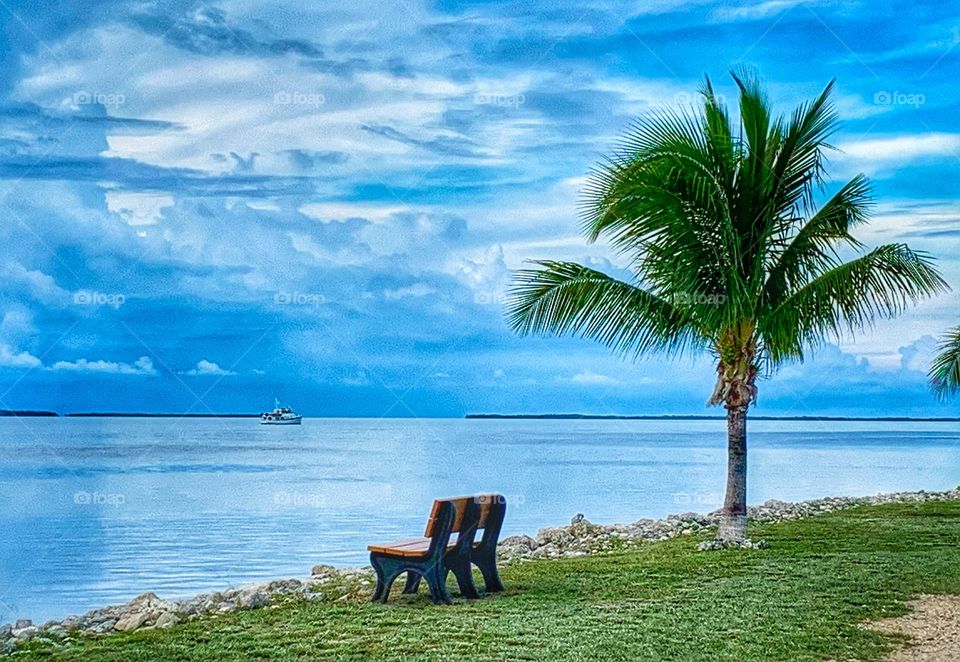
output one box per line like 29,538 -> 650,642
260,400 -> 302,425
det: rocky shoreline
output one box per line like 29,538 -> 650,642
3,487 -> 958,653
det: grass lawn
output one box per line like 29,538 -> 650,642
14,500 -> 960,661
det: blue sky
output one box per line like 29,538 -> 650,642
0,0 -> 957,417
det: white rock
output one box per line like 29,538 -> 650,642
155,612 -> 179,629
12,626 -> 38,640
114,612 -> 150,632
237,587 -> 269,609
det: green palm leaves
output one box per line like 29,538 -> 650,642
930,327 -> 960,400
507,72 -> 948,386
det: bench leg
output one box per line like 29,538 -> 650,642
474,550 -> 505,593
370,556 -> 406,603
422,564 -> 452,605
447,556 -> 479,599
402,572 -> 421,595
370,556 -> 387,603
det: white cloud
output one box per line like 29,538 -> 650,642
569,370 -> 619,386
711,0 -> 837,22
299,203 -> 413,223
384,283 -> 436,300
899,335 -> 939,373
105,191 -> 175,226
342,370 -> 370,386
0,309 -> 38,343
50,356 -> 157,375
834,134 -> 960,176
181,359 -> 236,376
0,344 -> 42,369
0,263 -> 70,304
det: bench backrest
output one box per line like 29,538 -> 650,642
424,494 -> 505,538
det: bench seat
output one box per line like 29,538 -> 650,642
367,536 -> 457,557
368,534 -> 481,556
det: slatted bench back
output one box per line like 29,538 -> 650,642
424,494 -> 504,537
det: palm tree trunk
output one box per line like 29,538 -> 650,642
717,404 -> 748,541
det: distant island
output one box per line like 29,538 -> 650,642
0,409 -> 58,417
65,413 -> 259,418
466,413 -> 960,422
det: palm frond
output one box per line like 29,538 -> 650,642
762,244 -> 949,365
763,173 -> 873,303
730,70 -> 772,210
579,105 -> 738,328
506,261 -> 705,358
766,79 -> 838,217
930,326 -> 960,400
745,79 -> 839,298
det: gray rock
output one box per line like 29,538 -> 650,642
155,612 -> 179,629
530,543 -> 559,558
570,513 -> 585,525
14,619 -> 31,629
672,511 -> 700,522
696,538 -> 769,552
92,620 -> 117,634
499,534 -> 538,551
267,579 -> 302,593
12,625 -> 38,640
0,624 -> 11,639
128,592 -> 164,610
114,612 -> 150,632
237,587 -> 269,609
44,625 -> 67,638
176,601 -> 196,616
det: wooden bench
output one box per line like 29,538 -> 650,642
367,494 -> 506,604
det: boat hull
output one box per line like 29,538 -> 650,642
260,417 -> 302,425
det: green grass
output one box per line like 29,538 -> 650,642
15,501 -> 960,661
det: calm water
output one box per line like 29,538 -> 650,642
2,416 -> 959,623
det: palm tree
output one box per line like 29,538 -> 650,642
506,73 -> 948,543
930,327 -> 960,399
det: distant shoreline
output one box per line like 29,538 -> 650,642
0,410 -> 58,417
466,413 -> 960,422
1,411 -> 957,421
0,411 -> 259,418
65,413 -> 259,418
